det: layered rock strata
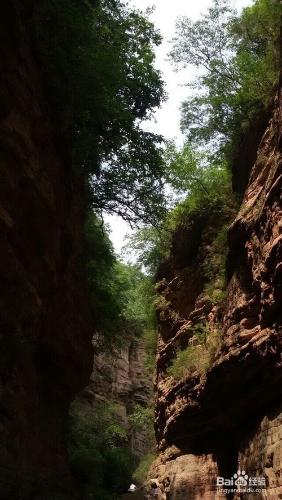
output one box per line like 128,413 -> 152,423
79,336 -> 153,458
150,78 -> 282,499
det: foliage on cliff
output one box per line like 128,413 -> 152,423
125,0 -> 280,277
68,401 -> 157,496
33,0 -> 166,225
32,0 -> 280,494
170,0 -> 280,158
85,214 -> 156,345
167,324 -> 222,379
122,0 -> 280,392
72,215 -> 158,495
124,142 -> 233,275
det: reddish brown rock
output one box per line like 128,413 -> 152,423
234,405 -> 282,499
147,448 -> 224,499
151,68 -> 282,500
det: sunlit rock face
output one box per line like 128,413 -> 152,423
0,3 -> 93,498
150,79 -> 282,498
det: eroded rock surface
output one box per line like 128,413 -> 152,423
235,404 -> 282,499
149,447 -> 224,499
150,78 -> 282,499
78,336 -> 153,458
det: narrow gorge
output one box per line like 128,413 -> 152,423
0,1 -> 281,500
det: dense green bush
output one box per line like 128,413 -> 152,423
133,452 -> 157,485
168,344 -> 210,379
119,267 -> 157,336
123,225 -> 171,276
128,405 -> 154,442
68,402 -> 134,499
85,213 -> 158,345
166,166 -> 232,231
201,224 -> 230,303
68,397 -> 157,495
84,214 -> 122,343
167,324 -> 222,380
123,142 -> 234,280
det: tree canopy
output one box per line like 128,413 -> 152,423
85,213 -> 156,345
123,0 -> 280,276
34,0 -> 166,224
170,0 -> 280,157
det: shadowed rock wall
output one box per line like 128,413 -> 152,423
0,3 -> 93,498
79,336 -> 153,458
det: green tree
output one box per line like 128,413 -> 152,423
117,264 -> 156,335
170,0 -> 280,156
33,0 -> 166,224
122,142 -> 232,276
84,214 -> 123,343
68,402 -> 134,499
163,141 -> 230,199
123,225 -> 170,276
85,213 -> 158,345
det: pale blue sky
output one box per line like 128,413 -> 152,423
105,0 -> 253,253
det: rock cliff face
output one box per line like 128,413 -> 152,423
0,3 -> 93,498
78,335 -> 153,458
150,78 -> 282,498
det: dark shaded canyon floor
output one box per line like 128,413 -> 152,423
122,492 -> 146,499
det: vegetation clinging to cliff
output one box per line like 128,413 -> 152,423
167,325 -> 222,380
124,141 -> 233,275
33,0 -> 166,225
45,0 -> 279,493
85,214 -> 156,346
125,0 -> 280,285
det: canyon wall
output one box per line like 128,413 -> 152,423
149,76 -> 282,498
0,2 -> 93,498
78,335 -> 153,459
